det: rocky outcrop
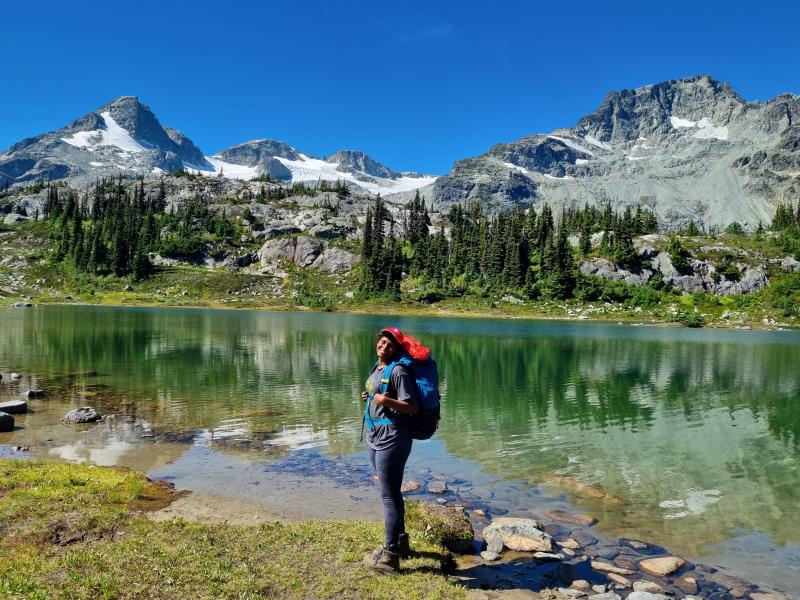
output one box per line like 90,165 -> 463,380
258,236 -> 358,274
580,249 -> 769,296
0,400 -> 27,414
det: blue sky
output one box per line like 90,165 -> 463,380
2,0 -> 799,174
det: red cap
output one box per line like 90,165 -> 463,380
380,327 -> 405,345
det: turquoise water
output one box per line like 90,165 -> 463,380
1,306 -> 798,590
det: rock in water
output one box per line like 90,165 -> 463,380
480,550 -> 500,561
625,592 -> 672,600
638,556 -> 686,577
400,480 -> 421,493
62,407 -> 102,424
0,400 -> 27,414
591,560 -> 635,576
632,581 -> 664,594
482,517 -> 554,553
427,481 -> 448,494
0,412 -> 14,432
545,508 -> 597,527
23,389 -> 45,399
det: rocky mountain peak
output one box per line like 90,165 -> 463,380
575,74 -> 747,143
325,150 -> 399,179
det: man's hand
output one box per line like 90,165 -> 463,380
361,391 -> 368,403
373,393 -> 386,405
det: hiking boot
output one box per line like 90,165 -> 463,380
398,532 -> 410,558
364,546 -> 399,574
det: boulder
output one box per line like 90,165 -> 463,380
480,550 -> 500,561
0,400 -> 27,414
607,573 -> 631,588
62,406 -> 102,424
12,302 -> 32,307
638,556 -> 686,577
10,372 -> 22,380
559,588 -> 587,598
591,560 -> 635,576
632,581 -> 665,594
400,480 -> 421,493
587,593 -> 621,600
570,580 -> 592,592
0,411 -> 14,432
23,389 -> 45,399
311,247 -> 359,274
293,236 -> 324,267
4,213 -> 30,225
625,593 -> 672,600
675,576 -> 698,594
770,256 -> 800,272
482,517 -> 554,553
259,238 -> 296,265
410,502 -> 473,554
427,481 -> 448,494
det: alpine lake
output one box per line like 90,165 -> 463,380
1,305 -> 798,594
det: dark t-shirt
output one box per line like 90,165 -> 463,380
365,363 -> 417,451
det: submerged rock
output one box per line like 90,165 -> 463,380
591,560 -> 635,576
482,517 -> 554,553
638,556 -> 686,577
62,407 -> 102,424
632,581 -> 665,594
0,412 -> 14,432
545,508 -> 597,527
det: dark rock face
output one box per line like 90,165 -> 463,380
62,406 -> 102,424
216,139 -> 300,164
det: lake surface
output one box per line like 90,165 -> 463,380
1,306 -> 799,592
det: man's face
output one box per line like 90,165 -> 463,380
376,335 -> 397,362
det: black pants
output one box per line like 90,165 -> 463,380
369,434 -> 413,551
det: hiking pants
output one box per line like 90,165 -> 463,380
369,435 -> 413,551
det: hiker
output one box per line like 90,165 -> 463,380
362,327 -> 419,573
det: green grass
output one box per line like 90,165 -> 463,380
0,459 -> 467,600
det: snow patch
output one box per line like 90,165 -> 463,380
670,115 -> 729,140
504,161 -> 533,175
584,135 -> 612,151
187,152 -> 437,194
61,112 -> 148,153
575,158 -> 590,165
89,161 -> 105,167
151,167 -> 166,175
626,156 -> 649,161
185,157 -> 259,180
548,135 -> 594,156
275,153 -> 436,195
543,173 -> 573,180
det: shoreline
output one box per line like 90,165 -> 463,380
3,296 -> 797,332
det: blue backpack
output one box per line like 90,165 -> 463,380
364,351 -> 440,440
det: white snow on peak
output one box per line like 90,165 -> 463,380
187,152 -> 437,194
575,158 -> 590,165
185,157 -> 259,180
275,154 -> 436,195
626,155 -> 649,161
584,135 -> 612,151
547,135 -> 594,156
89,161 -> 105,167
61,112 -> 148,153
543,173 -> 573,180
669,115 -> 729,140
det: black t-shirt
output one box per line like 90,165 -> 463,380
365,363 -> 416,450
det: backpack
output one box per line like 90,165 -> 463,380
364,336 -> 440,440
